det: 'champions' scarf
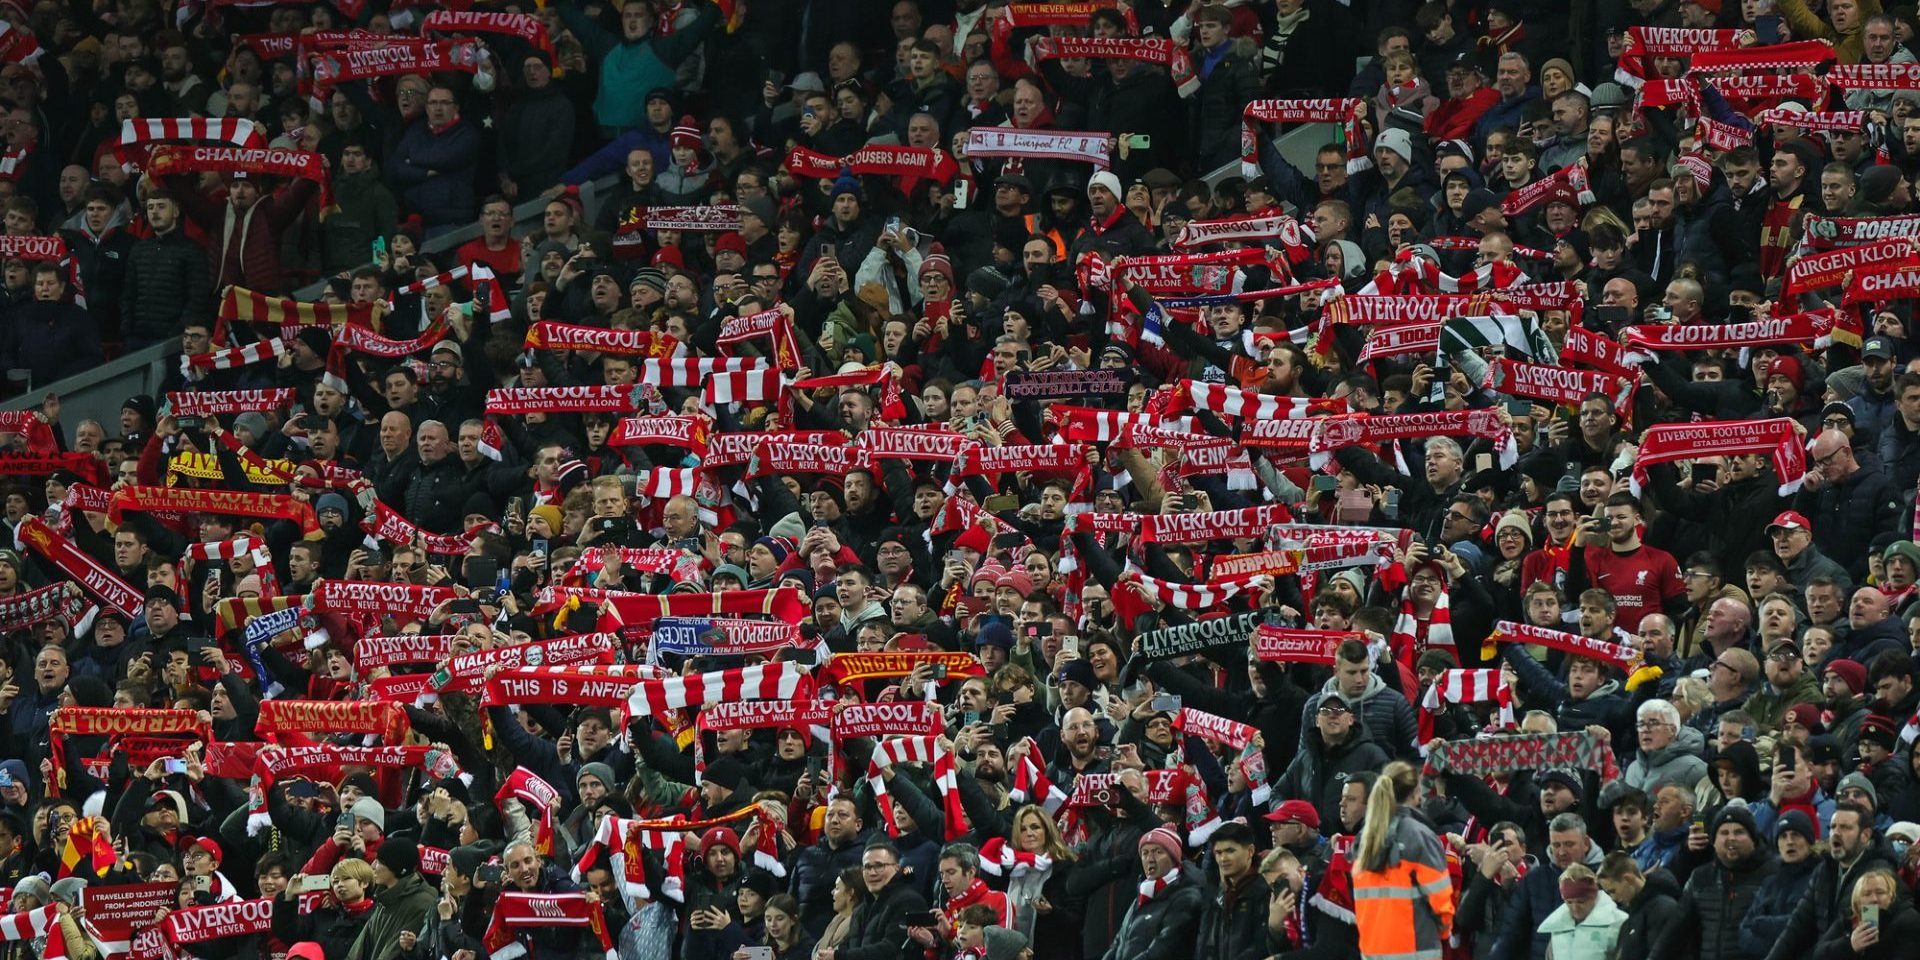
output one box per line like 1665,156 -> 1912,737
146,144 -> 331,209
1629,418 -> 1806,496
421,9 -> 553,55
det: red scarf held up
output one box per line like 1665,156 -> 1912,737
1239,99 -> 1368,178
145,145 -> 333,210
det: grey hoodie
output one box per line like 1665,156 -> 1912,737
1301,671 -> 1421,762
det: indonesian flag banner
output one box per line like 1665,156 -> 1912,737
15,518 -> 146,620
308,578 -> 459,622
1307,409 -> 1516,470
146,145 -> 332,209
1783,237 -> 1918,296
1487,621 -> 1637,672
1630,418 -> 1807,496
524,322 -> 677,356
964,128 -> 1112,168
1239,99 -> 1367,176
107,486 -> 319,536
781,145 -> 959,182
1030,36 -> 1198,97
421,9 -> 554,55
640,205 -> 744,231
164,388 -> 295,417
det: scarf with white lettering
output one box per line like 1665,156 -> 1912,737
483,892 -> 614,960
1240,99 -> 1368,177
1030,36 -> 1198,97
1630,418 -> 1806,496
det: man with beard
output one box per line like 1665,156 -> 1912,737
1045,707 -> 1108,793
1849,336 -> 1900,441
419,341 -> 481,428
1756,139 -> 1824,281
1656,806 -> 1778,960
1760,800 -> 1896,960
1072,171 -> 1154,259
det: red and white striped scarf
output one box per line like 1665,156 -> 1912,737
868,735 -> 965,841
388,263 -> 509,322
704,368 -> 785,406
184,535 -> 268,564
626,662 -> 812,719
1393,573 -> 1454,658
1007,753 -> 1066,814
1135,872 -> 1179,907
119,117 -> 263,149
977,836 -> 1051,878
0,905 -> 58,944
643,356 -> 764,387
1125,569 -> 1266,610
632,468 -> 701,500
1420,669 -> 1513,717
1174,380 -> 1344,420
182,337 -> 287,375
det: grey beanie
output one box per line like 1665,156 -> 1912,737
49,877 -> 88,906
10,876 -> 51,909
232,412 -> 269,441
577,762 -> 617,790
349,796 -> 387,832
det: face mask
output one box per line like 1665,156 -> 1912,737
1896,839 -> 1911,860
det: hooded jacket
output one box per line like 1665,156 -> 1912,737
1300,673 -> 1420,763
1539,890 -> 1627,960
1653,831 -> 1777,960
1615,868 -> 1684,960
1493,839 -> 1607,960
1624,741 -> 1711,797
1274,716 -> 1390,836
1761,841 -> 1901,960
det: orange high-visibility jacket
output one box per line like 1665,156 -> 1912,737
1351,811 -> 1456,960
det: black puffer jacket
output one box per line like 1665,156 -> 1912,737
121,226 -> 212,342
395,455 -> 477,534
1273,717 -> 1391,837
1195,871 -> 1275,960
1616,868 -> 1684,960
1102,865 -> 1204,960
1653,843 -> 1777,960
272,894 -> 373,960
837,874 -> 929,960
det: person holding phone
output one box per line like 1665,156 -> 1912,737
1824,867 -> 1915,959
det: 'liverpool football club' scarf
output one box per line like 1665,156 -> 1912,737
1629,418 -> 1806,496
1030,36 -> 1197,96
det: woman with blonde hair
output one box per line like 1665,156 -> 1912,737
1351,761 -> 1453,960
1815,867 -> 1920,959
983,804 -> 1077,950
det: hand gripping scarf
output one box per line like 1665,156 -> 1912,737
107,485 -> 318,536
963,128 -> 1113,169
1307,409 -> 1516,470
1030,36 -> 1198,96
1423,731 -> 1618,782
571,806 -> 780,908
146,145 -> 332,209
781,145 -> 958,182
1419,669 -> 1515,739
16,518 -> 144,619
496,767 -> 565,856
483,892 -> 615,960
1783,237 -> 1919,297
50,707 -> 207,788
1240,99 -> 1368,177
1630,418 -> 1807,496
1485,620 -> 1638,672
523,322 -> 677,357
868,736 -> 965,841
1171,379 -> 1346,420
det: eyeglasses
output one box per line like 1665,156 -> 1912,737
860,860 -> 897,871
1410,575 -> 1443,586
1635,721 -> 1671,730
1767,651 -> 1801,663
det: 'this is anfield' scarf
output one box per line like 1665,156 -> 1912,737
1630,418 -> 1807,496
1240,99 -> 1368,177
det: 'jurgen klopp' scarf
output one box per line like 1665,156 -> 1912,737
1240,99 -> 1367,177
1030,36 -> 1198,97
1631,418 -> 1807,496
1620,311 -> 1844,363
1783,238 -> 1919,296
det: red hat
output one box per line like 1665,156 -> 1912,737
776,723 -> 812,745
700,826 -> 742,858
1768,354 -> 1806,391
1263,799 -> 1321,830
953,524 -> 991,554
1825,658 -> 1868,695
653,246 -> 686,269
190,836 -> 223,863
287,944 -> 326,960
715,232 -> 748,256
1767,510 -> 1812,534
670,116 -> 703,152
995,567 -> 1033,597
1782,702 -> 1825,734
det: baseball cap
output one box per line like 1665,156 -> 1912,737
1766,511 -> 1812,534
1263,799 -> 1321,830
1863,336 -> 1896,360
